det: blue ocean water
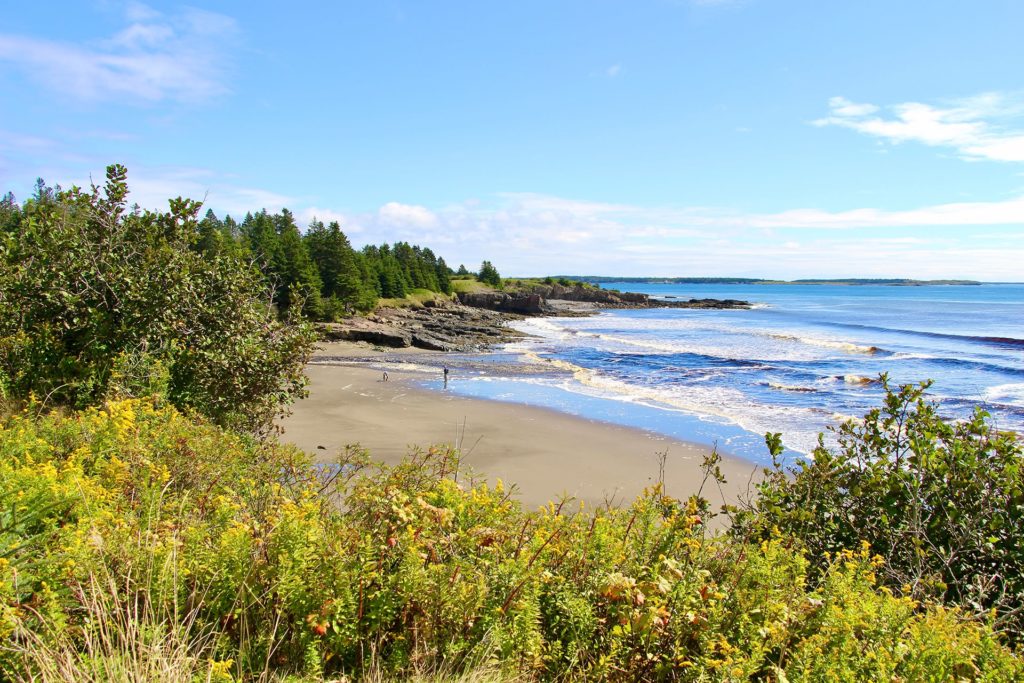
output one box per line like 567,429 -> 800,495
437,283 -> 1024,464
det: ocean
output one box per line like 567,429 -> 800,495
425,283 -> 1024,464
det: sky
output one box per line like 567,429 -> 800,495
2,0 -> 1023,280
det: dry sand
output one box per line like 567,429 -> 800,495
278,342 -> 761,513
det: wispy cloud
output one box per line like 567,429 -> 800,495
329,191 -> 1024,278
8,158 -> 1020,279
0,3 -> 238,104
606,64 -> 622,78
815,93 -> 1024,162
97,166 -> 295,218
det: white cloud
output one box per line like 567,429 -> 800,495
6,157 -> 1020,280
742,196 -> 1024,230
319,190 -> 1024,279
296,207 -> 358,232
378,202 -> 439,228
0,4 -> 238,104
815,93 -> 1024,162
85,166 -> 296,219
824,96 -> 878,118
606,64 -> 622,78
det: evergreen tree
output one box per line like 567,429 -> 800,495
0,191 -> 21,236
479,260 -> 502,288
194,209 -> 224,256
273,209 -> 322,317
305,219 -> 369,314
435,256 -> 452,294
241,210 -> 282,290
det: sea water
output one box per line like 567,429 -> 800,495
435,283 -> 1024,464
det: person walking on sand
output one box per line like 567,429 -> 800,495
382,370 -> 389,382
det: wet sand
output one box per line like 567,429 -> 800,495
278,342 -> 761,513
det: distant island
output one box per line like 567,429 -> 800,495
559,276 -> 983,286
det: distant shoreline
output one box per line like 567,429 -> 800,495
561,277 -> 987,286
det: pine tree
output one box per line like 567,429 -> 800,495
479,260 -> 502,288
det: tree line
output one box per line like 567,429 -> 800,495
3,175 -> 505,323
191,207 -> 457,318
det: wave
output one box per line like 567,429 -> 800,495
763,332 -> 889,356
508,351 -> 846,455
764,381 -> 819,393
816,320 -> 1024,350
982,383 -> 1024,407
596,323 -> 893,360
549,327 -> 891,366
840,375 -> 880,386
923,357 -> 1024,378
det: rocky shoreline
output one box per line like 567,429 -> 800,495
318,302 -> 526,352
317,284 -> 751,352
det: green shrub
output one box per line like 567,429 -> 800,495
0,165 -> 316,433
734,377 -> 1024,643
1,399 -> 1020,680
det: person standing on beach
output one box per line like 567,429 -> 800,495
382,370 -> 389,382
443,365 -> 449,386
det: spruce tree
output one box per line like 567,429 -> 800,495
479,260 -> 502,288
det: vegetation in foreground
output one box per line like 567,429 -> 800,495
1,395 -> 1021,682
0,167 -> 1021,680
735,378 -> 1024,641
0,166 -> 317,434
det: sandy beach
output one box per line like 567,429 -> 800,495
278,342 -> 761,513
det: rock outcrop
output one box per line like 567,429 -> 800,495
318,285 -> 752,353
507,283 -> 648,306
491,283 -> 750,310
319,320 -> 413,348
650,297 -> 750,310
318,300 -> 525,352
456,292 -> 549,315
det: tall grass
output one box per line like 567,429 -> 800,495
7,564 -> 218,682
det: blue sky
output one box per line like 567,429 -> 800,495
2,1 -> 1023,279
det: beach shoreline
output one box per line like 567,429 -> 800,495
278,340 -> 761,513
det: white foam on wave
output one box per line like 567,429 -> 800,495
510,317 -> 574,339
983,383 -> 1024,406
762,332 -> 883,355
892,352 -> 938,360
521,312 -> 888,364
505,352 -> 827,455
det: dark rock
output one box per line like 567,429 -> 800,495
507,283 -> 650,307
456,292 -> 549,315
319,321 -> 412,347
411,332 -> 455,351
649,298 -> 750,310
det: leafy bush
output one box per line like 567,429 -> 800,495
0,165 -> 316,432
1,399 -> 1019,681
734,377 -> 1024,642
